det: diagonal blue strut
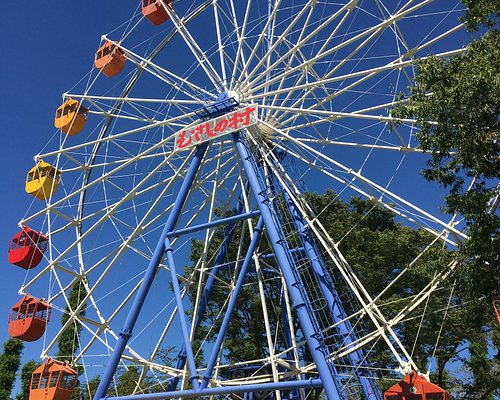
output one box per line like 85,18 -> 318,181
166,192 -> 251,391
280,183 -> 382,400
94,143 -> 209,400
232,131 -> 344,400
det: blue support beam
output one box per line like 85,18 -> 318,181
167,194 -> 249,391
200,217 -> 265,389
259,247 -> 305,260
164,237 -> 200,391
93,143 -> 209,400
281,188 -> 382,400
105,378 -> 323,400
167,210 -> 260,238
232,132 -> 343,400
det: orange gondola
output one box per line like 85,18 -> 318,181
25,160 -> 62,200
54,98 -> 88,136
94,40 -> 126,77
29,358 -> 77,400
8,294 -> 51,342
384,371 -> 447,400
142,0 -> 173,26
8,226 -> 48,269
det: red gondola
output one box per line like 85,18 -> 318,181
8,294 -> 51,342
142,0 -> 173,26
29,358 -> 77,400
94,40 -> 126,77
8,226 -> 48,269
384,371 -> 447,400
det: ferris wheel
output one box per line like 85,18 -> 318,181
8,1 -> 473,400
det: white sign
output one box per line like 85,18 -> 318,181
174,106 -> 258,151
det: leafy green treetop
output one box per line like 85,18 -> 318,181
15,360 -> 41,400
0,338 -> 24,400
461,0 -> 500,30
392,2 -> 499,300
389,2 -> 500,397
56,279 -> 87,363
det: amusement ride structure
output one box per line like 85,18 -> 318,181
7,1 -> 486,399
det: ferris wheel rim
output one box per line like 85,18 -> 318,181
14,1 -> 473,396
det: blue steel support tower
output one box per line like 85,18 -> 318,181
93,99 -> 382,400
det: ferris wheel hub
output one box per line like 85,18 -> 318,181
195,90 -> 241,120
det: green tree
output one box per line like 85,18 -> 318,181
391,4 -> 500,395
110,366 -> 144,396
55,279 -> 88,400
57,279 -> 87,362
184,191 -> 498,398
461,0 -> 500,30
80,375 -> 101,400
392,3 -> 499,300
304,193 -> 465,386
461,330 -> 500,398
0,338 -> 24,400
15,360 -> 41,400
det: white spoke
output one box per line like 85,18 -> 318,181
238,0 -> 283,79
244,0 -> 316,87
258,119 -> 468,241
296,138 -> 425,153
229,0 -> 252,83
243,0 -> 358,89
253,103 -> 429,125
163,3 -> 223,88
246,48 -> 465,102
277,24 -> 466,127
66,93 -> 201,105
104,36 -> 213,101
213,0 -> 228,87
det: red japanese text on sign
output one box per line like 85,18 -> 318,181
175,106 -> 258,151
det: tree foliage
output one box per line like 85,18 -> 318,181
461,0 -> 500,30
15,360 -> 40,400
0,338 -> 24,400
184,191 -> 499,398
392,2 -> 499,302
109,366 -> 143,396
80,375 -> 101,400
57,279 -> 88,363
389,3 -> 500,396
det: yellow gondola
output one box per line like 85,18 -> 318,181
25,160 -> 61,200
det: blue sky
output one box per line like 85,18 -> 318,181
0,0 -> 137,381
